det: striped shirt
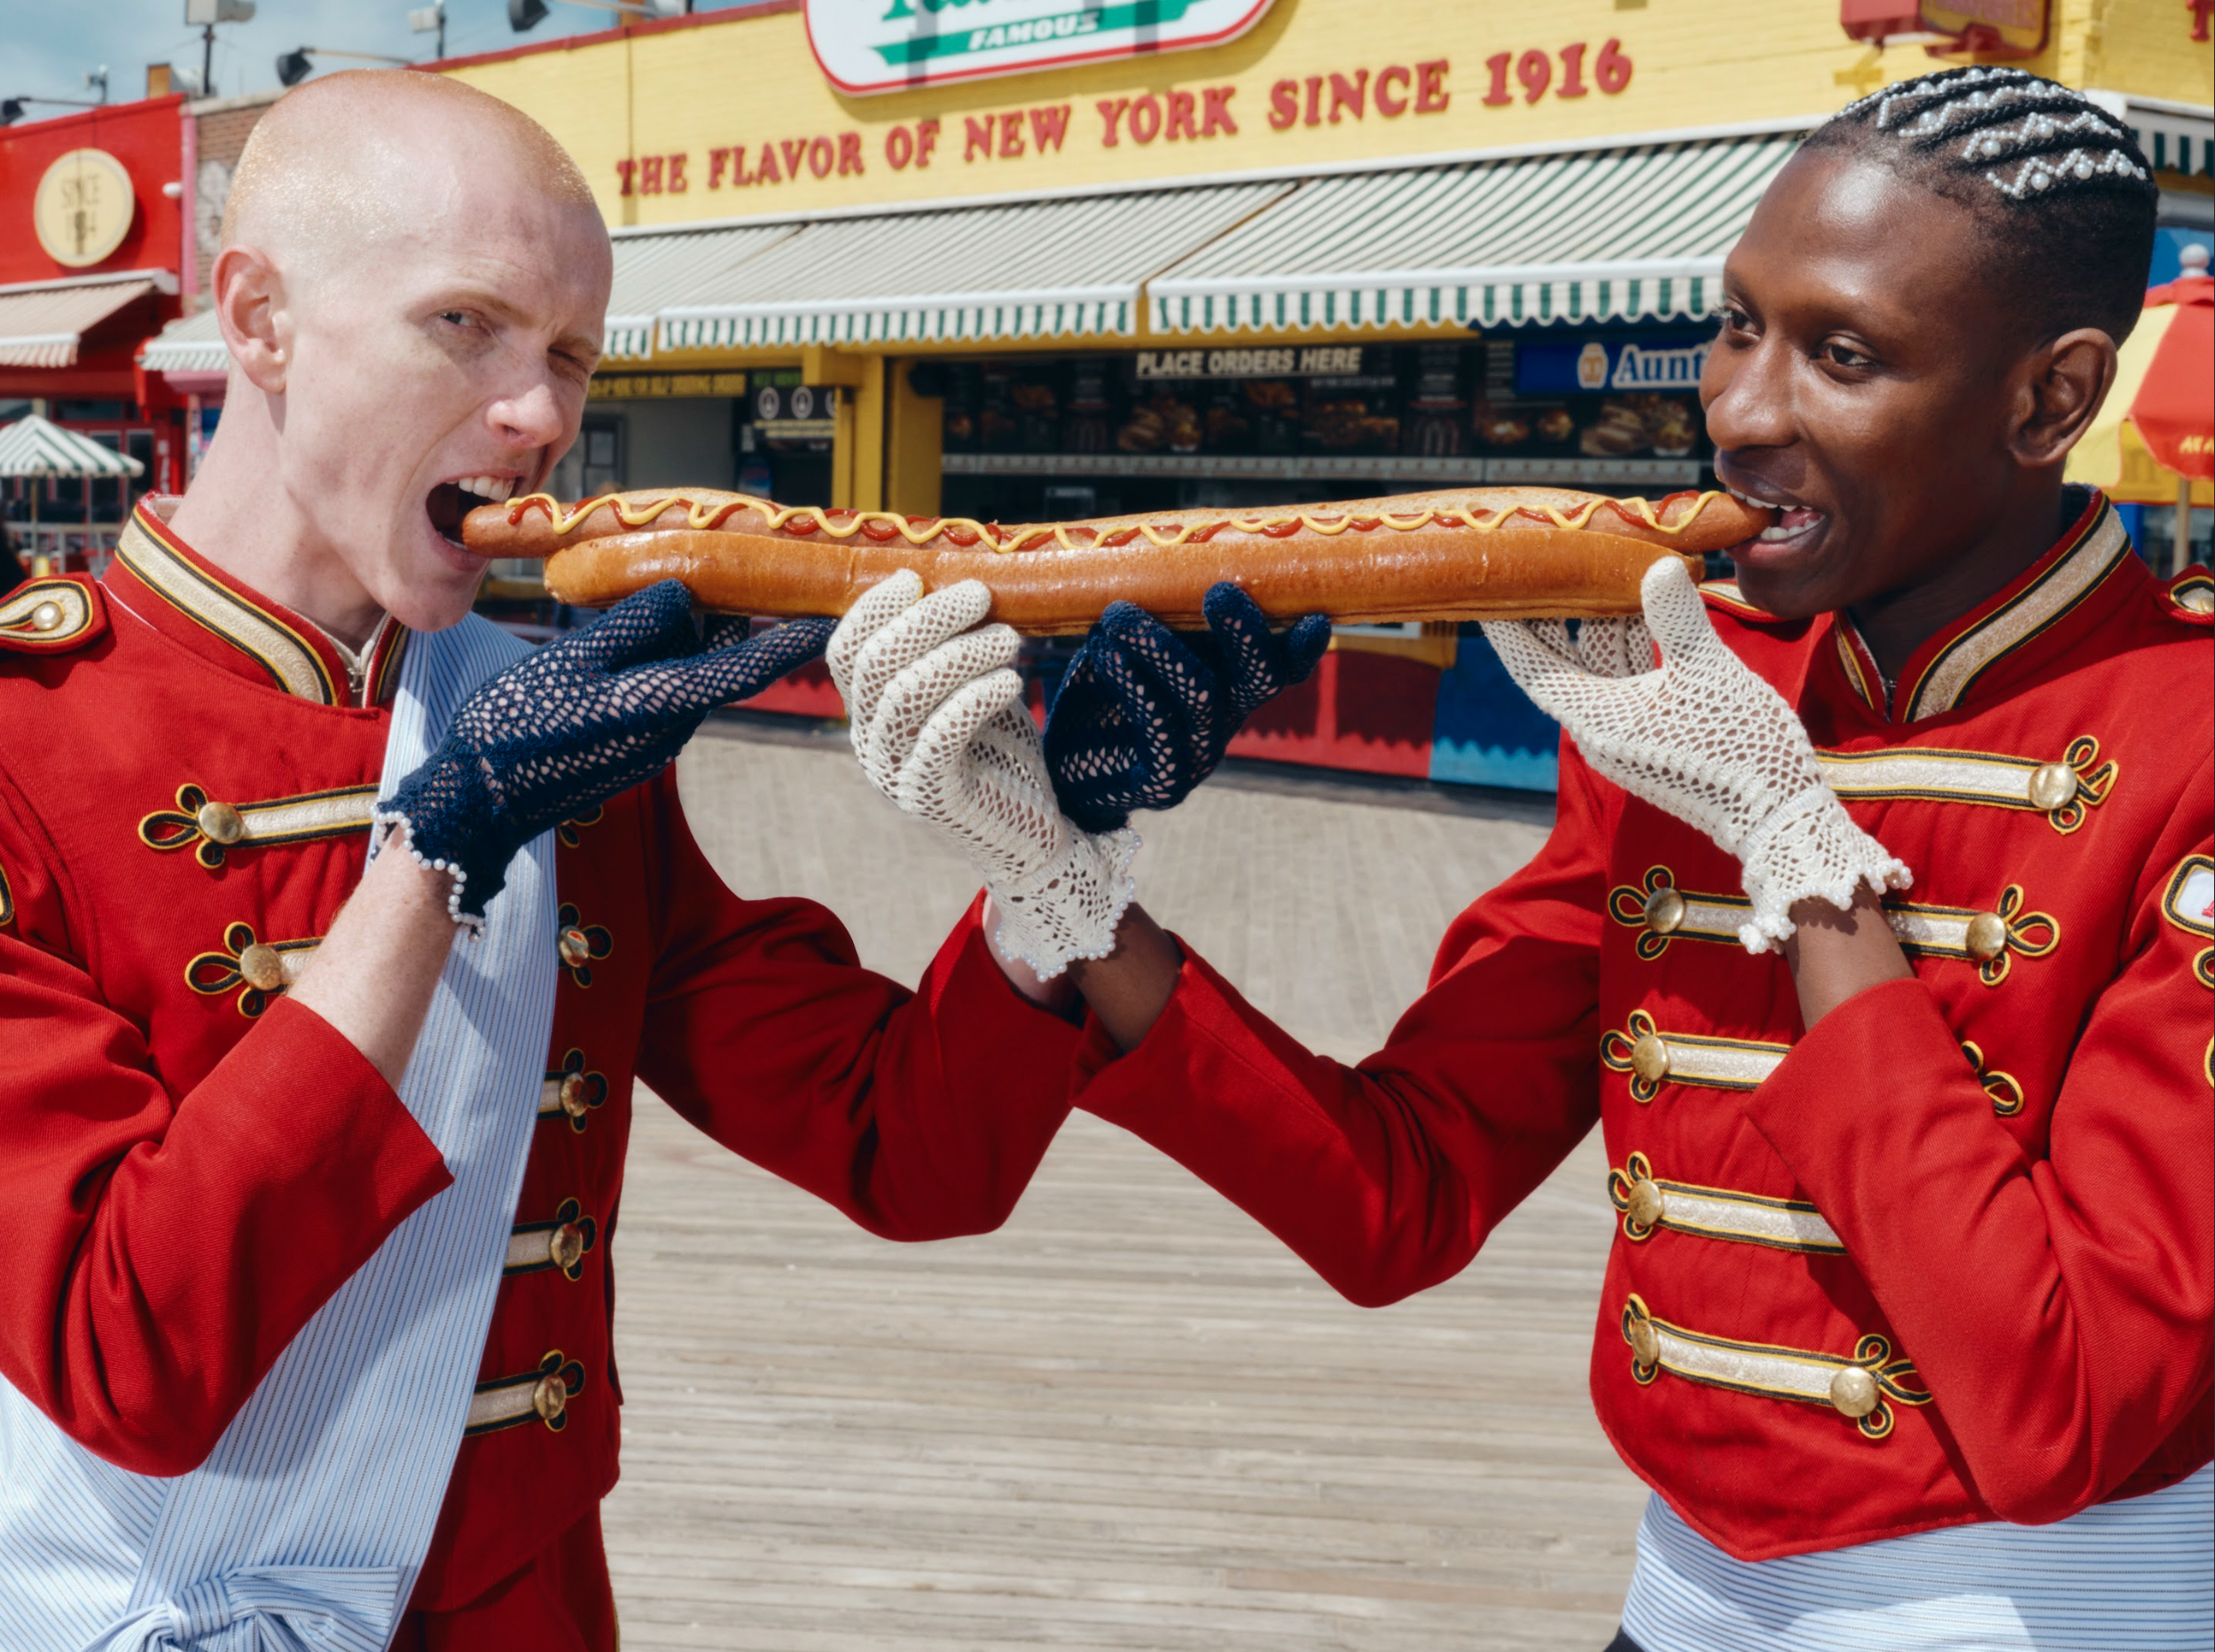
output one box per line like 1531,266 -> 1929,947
1622,1465 -> 2213,1651
0,617 -> 560,1652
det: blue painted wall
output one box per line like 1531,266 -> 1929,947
1429,624 -> 1561,791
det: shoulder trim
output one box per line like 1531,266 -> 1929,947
0,577 -> 106,654
2162,566 -> 2213,625
1697,578 -> 1774,621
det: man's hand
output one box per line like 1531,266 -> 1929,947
1483,558 -> 1910,951
1044,583 -> 1330,832
828,571 -> 1137,980
385,581 -> 831,919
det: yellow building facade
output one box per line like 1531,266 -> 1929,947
434,0 -> 2210,527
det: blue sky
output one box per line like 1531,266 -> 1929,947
5,1 -> 745,109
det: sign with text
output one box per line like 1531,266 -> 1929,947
1132,345 -> 1374,380
807,0 -> 1277,95
752,381 -> 840,439
1514,334 -> 1712,396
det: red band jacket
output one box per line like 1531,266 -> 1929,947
1068,495 -> 2214,1560
0,498 -> 1082,1609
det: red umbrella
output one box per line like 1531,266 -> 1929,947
2129,252 -> 2213,483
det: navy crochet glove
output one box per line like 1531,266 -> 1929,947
383,580 -> 832,920
1043,582 -> 1330,833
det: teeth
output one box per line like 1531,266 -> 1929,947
1727,484 -> 1787,510
1757,523 -> 1798,541
456,474 -> 515,503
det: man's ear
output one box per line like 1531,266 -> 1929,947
209,243 -> 290,395
2009,327 -> 2117,470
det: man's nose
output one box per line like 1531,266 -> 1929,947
489,380 -> 566,450
1701,336 -> 1795,454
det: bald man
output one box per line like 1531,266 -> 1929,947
0,71 -> 1083,1652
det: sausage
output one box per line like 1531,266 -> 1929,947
463,487 -> 1768,633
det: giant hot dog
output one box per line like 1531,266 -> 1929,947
463,487 -> 1768,633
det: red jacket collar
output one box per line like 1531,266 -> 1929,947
1824,492 -> 2141,724
103,497 -> 408,708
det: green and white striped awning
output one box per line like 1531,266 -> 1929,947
2107,93 -> 2213,180
655,182 -> 1288,350
606,222 -> 800,358
0,412 -> 145,479
138,306 -> 227,376
1147,136 -> 1802,335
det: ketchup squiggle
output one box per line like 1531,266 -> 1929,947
504,489 -> 1740,555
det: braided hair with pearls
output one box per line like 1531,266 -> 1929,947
1802,67 -> 2158,344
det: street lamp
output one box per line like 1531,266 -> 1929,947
509,0 -> 686,33
184,0 -> 256,102
409,2 -> 448,60
276,46 -> 415,88
0,94 -> 106,127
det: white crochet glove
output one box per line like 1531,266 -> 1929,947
828,571 -> 1139,979
1483,559 -> 1910,952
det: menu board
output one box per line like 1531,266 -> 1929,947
935,337 -> 1711,465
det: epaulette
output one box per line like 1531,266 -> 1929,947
0,575 -> 107,654
2161,566 -> 2213,626
1697,577 -> 1775,621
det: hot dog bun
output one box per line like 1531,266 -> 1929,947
464,487 -> 1766,633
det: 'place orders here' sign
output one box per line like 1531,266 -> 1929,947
807,0 -> 1279,95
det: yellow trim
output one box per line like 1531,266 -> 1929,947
1608,865 -> 2057,984
138,782 -> 380,870
2162,855 -> 2214,992
1619,1293 -> 1928,1442
1599,1007 -> 1789,1102
184,920 -> 323,1018
1816,737 -> 2116,834
1608,1152 -> 1843,1253
0,578 -> 98,649
1833,624 -> 1878,711
1900,507 -> 2130,720
118,513 -> 339,704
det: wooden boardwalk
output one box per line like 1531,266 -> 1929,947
599,724 -> 1644,1649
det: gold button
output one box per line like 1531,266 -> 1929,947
2025,761 -> 2078,813
531,1373 -> 568,1424
1624,1178 -> 1665,1229
1629,1033 -> 1670,1087
27,600 -> 62,633
1828,1365 -> 1880,1419
2179,585 -> 2214,615
559,1072 -> 591,1117
550,1222 -> 586,1273
1963,911 -> 2009,963
1627,1316 -> 1659,1369
1642,888 -> 1687,936
238,942 -> 286,993
558,926 -> 592,967
196,800 -> 247,845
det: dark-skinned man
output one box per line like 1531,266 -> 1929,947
826,68 -> 2212,1650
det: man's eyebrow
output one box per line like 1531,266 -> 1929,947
431,286 -> 604,360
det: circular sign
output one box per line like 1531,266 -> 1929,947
755,385 -> 782,421
35,148 -> 137,269
789,385 -> 814,420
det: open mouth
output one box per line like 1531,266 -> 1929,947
1724,484 -> 1830,557
427,474 -> 520,549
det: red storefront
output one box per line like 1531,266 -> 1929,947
0,93 -> 188,564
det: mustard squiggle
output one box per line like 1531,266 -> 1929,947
506,489 -> 1737,556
